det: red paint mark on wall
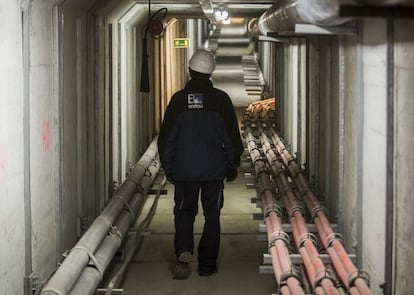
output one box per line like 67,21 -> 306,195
0,150 -> 6,184
42,120 -> 50,152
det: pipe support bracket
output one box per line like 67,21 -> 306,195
298,232 -> 317,248
311,206 -> 327,221
314,269 -> 336,290
268,230 -> 290,249
326,232 -> 344,248
348,270 -> 371,288
278,267 -> 302,292
264,203 -> 282,218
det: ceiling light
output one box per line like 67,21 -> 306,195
214,6 -> 229,21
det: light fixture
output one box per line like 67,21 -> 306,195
214,5 -> 229,21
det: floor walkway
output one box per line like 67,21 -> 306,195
120,169 -> 276,295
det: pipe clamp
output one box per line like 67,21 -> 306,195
314,269 -> 335,290
311,206 -> 327,221
348,270 -> 370,289
326,232 -> 344,247
268,230 -> 290,249
278,267 -> 302,292
289,205 -> 305,217
264,203 -> 282,218
117,195 -> 134,215
72,245 -> 104,281
298,232 -> 317,248
126,177 -> 144,194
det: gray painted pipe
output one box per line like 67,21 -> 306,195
255,0 -> 353,35
255,0 -> 414,36
41,139 -> 159,295
69,157 -> 160,294
354,0 -> 414,5
69,173 -> 159,295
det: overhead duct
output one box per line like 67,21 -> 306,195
254,0 -> 353,36
253,0 -> 414,36
353,0 -> 414,5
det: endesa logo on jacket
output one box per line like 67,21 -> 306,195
187,93 -> 204,109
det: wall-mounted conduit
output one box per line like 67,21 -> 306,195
40,138 -> 160,295
242,98 -> 372,295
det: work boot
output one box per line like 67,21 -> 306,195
173,252 -> 192,280
198,265 -> 217,277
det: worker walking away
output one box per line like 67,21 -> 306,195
157,49 -> 244,280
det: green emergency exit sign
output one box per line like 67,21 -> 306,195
173,38 -> 190,48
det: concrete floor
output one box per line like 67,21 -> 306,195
118,171 -> 277,295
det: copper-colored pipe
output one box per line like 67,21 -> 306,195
245,129 -> 304,295
244,100 -> 371,295
260,134 -> 340,295
267,126 -> 371,295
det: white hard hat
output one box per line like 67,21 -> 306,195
189,50 -> 215,74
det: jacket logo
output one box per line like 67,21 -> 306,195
188,93 -> 204,109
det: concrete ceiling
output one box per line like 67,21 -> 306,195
134,0 -> 273,19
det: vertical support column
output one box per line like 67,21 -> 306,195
384,18 -> 395,295
23,1 -> 34,294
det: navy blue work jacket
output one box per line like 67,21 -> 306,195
157,78 -> 243,182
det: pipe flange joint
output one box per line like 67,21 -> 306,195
298,232 -> 317,248
264,203 -> 282,218
268,230 -> 290,249
348,270 -> 370,289
314,269 -> 335,290
311,206 -> 327,221
289,205 -> 305,218
326,232 -> 344,248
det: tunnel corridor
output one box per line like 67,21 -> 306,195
2,0 -> 414,294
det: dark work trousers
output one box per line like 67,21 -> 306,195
173,180 -> 224,269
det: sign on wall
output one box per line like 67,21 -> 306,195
173,38 -> 190,48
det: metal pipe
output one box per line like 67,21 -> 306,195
260,131 -> 339,294
41,139 -> 159,295
245,129 -> 304,294
244,99 -> 372,294
254,0 -> 352,36
69,158 -> 160,294
104,175 -> 167,294
268,126 -> 371,295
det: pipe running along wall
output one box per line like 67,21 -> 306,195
252,0 -> 414,36
242,99 -> 371,295
40,138 -> 160,295
245,130 -> 305,295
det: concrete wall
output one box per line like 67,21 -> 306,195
394,18 -> 414,294
0,1 -> 25,293
342,33 -> 359,253
360,19 -> 388,293
29,0 -> 61,279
